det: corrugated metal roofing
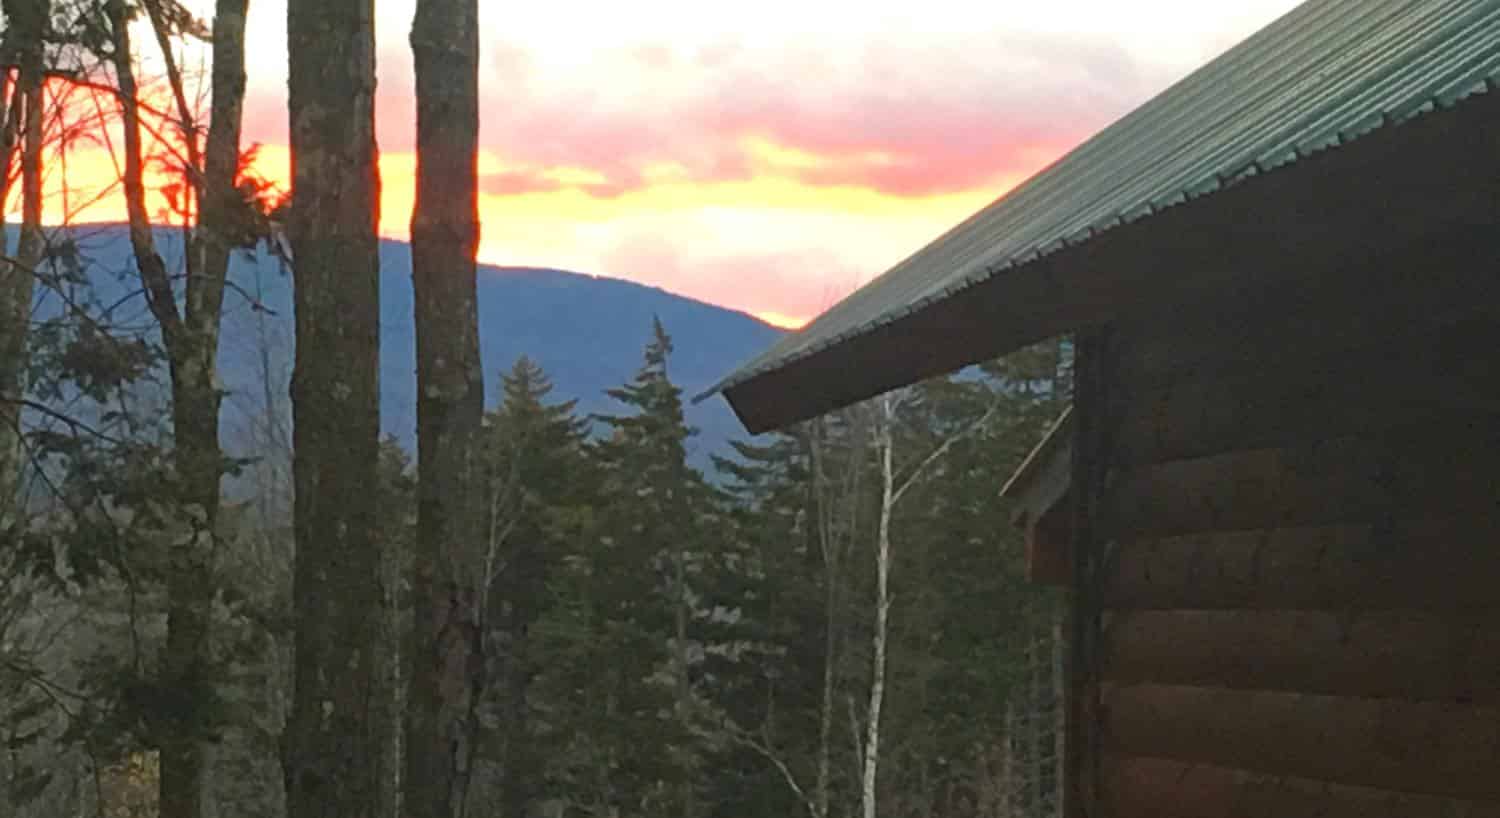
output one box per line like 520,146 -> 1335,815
702,0 -> 1500,404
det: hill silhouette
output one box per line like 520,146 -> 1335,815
23,224 -> 782,470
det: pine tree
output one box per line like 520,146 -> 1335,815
709,432 -> 834,818
601,318 -> 705,818
534,320 -> 715,817
473,356 -> 592,818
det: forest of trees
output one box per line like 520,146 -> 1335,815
0,2 -> 1071,817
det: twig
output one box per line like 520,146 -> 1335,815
0,396 -> 127,446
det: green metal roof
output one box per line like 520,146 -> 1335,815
702,0 -> 1500,413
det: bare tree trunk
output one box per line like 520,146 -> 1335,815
405,0 -> 484,815
1000,702 -> 1016,818
861,397 -> 896,818
169,2 -> 247,815
1051,610 -> 1065,818
106,1 -> 250,814
282,1 -> 383,816
807,416 -> 859,818
1029,628 -> 1044,816
816,565 -> 836,818
856,391 -> 999,818
378,523 -> 408,818
0,0 -> 46,528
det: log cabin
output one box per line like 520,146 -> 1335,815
698,0 -> 1500,815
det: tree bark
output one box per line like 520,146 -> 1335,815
1028,628 -> 1044,816
861,397 -> 895,818
1052,610 -> 1065,818
405,0 -> 484,815
0,0 -> 47,527
377,512 -> 409,818
282,1 -> 384,816
1001,702 -> 1016,818
108,1 -> 250,814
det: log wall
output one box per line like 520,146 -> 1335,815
1083,236 -> 1500,815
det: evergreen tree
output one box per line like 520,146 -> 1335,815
537,320 -> 715,817
472,356 -> 592,818
709,432 -> 833,818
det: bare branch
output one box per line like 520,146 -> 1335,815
0,395 -> 128,446
892,397 -> 1002,505
720,721 -> 820,818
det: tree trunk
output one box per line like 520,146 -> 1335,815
815,558 -> 836,818
405,0 -> 484,815
282,1 -> 384,816
109,1 -> 250,814
1001,702 -> 1016,818
1052,610 -> 1065,818
377,521 -> 408,818
1028,628 -> 1044,816
807,418 -> 854,818
861,397 -> 896,818
0,0 -> 46,528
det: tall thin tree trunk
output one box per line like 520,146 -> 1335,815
861,397 -> 896,818
168,2 -> 247,815
108,1 -> 250,814
1029,628 -> 1044,816
816,564 -> 836,818
282,1 -> 383,816
406,0 -> 484,815
107,4 -> 205,813
1051,609 -> 1065,818
378,525 -> 408,818
807,420 -> 850,818
0,0 -> 46,527
1000,702 -> 1016,818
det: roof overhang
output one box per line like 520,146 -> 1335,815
717,87 -> 1500,434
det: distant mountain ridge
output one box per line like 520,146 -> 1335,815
23,224 -> 783,469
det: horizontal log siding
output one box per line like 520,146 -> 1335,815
1091,270 -> 1500,811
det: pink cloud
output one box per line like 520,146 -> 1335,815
242,30 -> 1175,199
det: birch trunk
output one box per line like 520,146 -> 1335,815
406,0 -> 485,814
282,1 -> 384,816
857,391 -> 999,818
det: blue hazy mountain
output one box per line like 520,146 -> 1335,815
25,224 -> 782,469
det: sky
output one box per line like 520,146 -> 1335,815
43,0 -> 1302,328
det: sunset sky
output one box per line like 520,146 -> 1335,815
46,0 -> 1302,328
